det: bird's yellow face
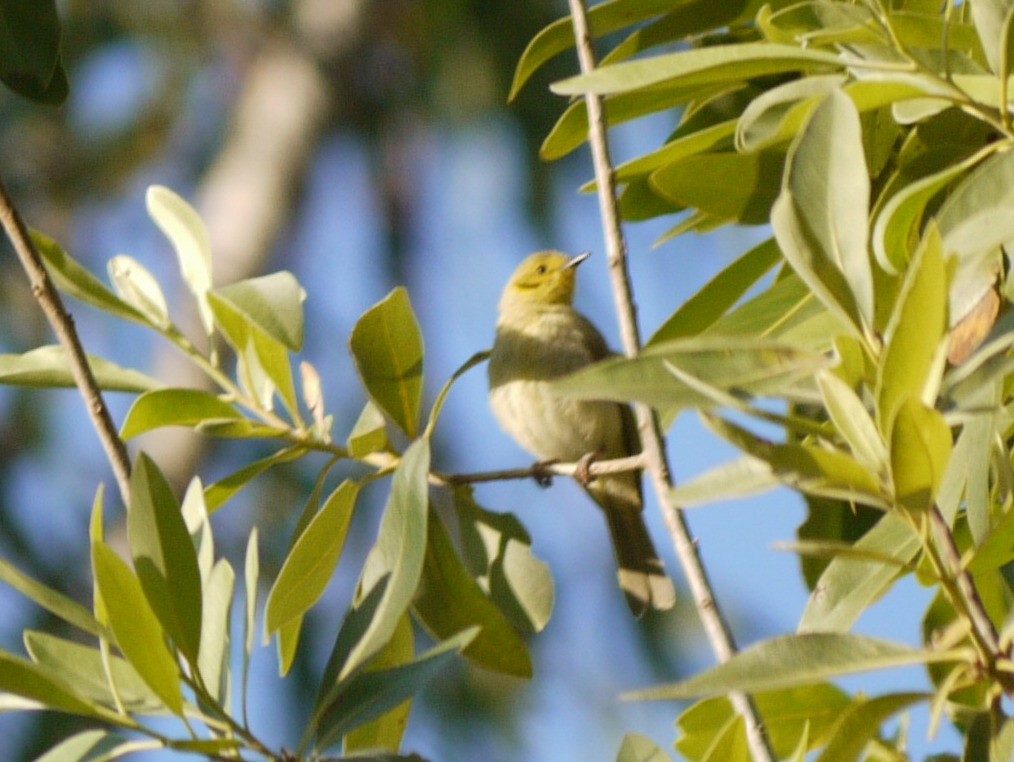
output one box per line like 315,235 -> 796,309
500,251 -> 589,310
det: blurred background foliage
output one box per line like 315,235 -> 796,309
0,1 -> 771,759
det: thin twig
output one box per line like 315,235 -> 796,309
563,2 -> 775,759
442,453 -> 647,485
0,176 -> 132,505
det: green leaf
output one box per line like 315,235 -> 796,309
91,542 -> 183,715
204,446 -> 305,513
106,255 -> 170,329
554,337 -> 826,418
31,730 -> 141,762
799,513 -> 920,632
24,631 -> 163,713
197,559 -> 234,703
453,488 -> 554,634
876,225 -> 947,437
669,456 -> 780,508
617,733 -> 671,762
127,453 -> 203,664
344,613 -> 414,755
209,271 -> 305,351
313,628 -> 477,753
0,650 -> 117,720
0,0 -> 67,104
626,633 -> 952,700
971,0 -> 1014,73
413,510 -> 532,678
612,119 -> 738,186
120,388 -> 241,439
677,684 -> 852,761
146,185 -> 214,334
771,89 -> 873,337
934,149 -> 1014,323
350,287 -> 424,439
347,400 -> 390,458
815,692 -> 928,762
265,481 -> 359,636
0,346 -> 160,393
551,43 -> 843,97
650,150 -> 785,227
242,528 -> 258,725
890,398 -> 953,512
509,0 -> 684,99
341,439 -> 430,680
648,238 -> 780,343
816,370 -> 887,474
32,232 -> 149,325
0,555 -> 105,638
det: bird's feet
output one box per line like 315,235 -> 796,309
573,450 -> 603,486
531,459 -> 558,488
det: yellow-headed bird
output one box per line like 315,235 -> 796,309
488,251 -> 676,617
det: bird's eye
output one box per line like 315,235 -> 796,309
535,265 -> 548,275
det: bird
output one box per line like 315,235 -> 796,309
487,250 -> 676,617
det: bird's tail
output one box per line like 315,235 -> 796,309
587,474 -> 677,617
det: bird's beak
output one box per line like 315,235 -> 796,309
565,251 -> 591,270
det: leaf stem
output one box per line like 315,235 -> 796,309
562,2 -> 775,760
0,174 -> 133,505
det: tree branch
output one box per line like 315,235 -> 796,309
563,2 -> 774,759
0,175 -> 132,506
442,453 -> 647,485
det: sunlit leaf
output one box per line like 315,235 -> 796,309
146,185 -> 214,334
107,255 -> 170,329
617,733 -> 670,762
0,346 -> 160,393
209,271 -> 305,351
815,692 -> 928,762
413,510 -> 532,678
120,388 -> 241,439
0,555 -> 105,639
265,481 -> 359,636
197,559 -> 234,703
627,634 -> 952,700
890,398 -> 952,512
91,542 -> 183,715
127,453 -> 203,664
350,287 -> 424,439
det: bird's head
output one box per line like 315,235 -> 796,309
499,250 -> 589,312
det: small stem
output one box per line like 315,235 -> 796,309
441,453 -> 646,485
0,175 -> 132,505
563,2 -> 775,760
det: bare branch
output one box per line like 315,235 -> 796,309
442,453 -> 647,485
0,175 -> 132,506
563,2 -> 774,758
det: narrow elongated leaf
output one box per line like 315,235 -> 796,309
649,238 -> 780,344
91,543 -> 183,714
341,440 -> 430,680
24,631 -> 162,713
242,528 -> 258,726
0,556 -> 105,638
772,90 -> 873,336
31,729 -> 140,762
554,337 -> 826,417
204,447 -> 305,513
347,400 -> 389,458
890,398 -> 952,512
816,692 -> 928,762
146,185 -> 214,334
413,510 -> 532,678
971,0 -> 1014,73
344,613 -> 414,755
876,226 -> 947,437
510,0 -> 689,99
627,634 -> 951,700
350,287 -> 424,439
265,481 -> 359,636
120,389 -> 241,439
799,513 -> 919,632
128,454 -> 203,664
669,456 -> 779,508
197,559 -> 234,703
32,232 -> 148,325
817,370 -> 887,474
552,43 -> 843,97
0,650 -> 112,720
314,628 -> 477,753
0,346 -> 160,393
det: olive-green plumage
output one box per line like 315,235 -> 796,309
488,251 -> 676,617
